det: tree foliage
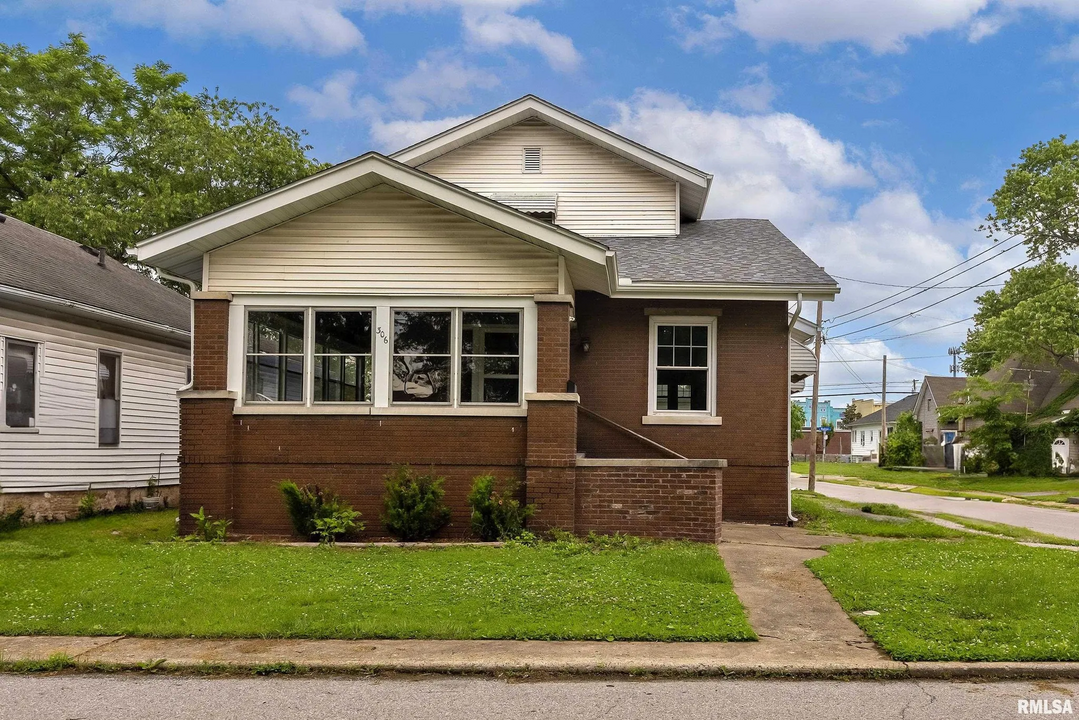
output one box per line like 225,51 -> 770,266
939,377 -> 1027,475
791,402 -> 806,440
881,411 -> 923,468
0,35 -> 324,259
960,260 -> 1079,376
840,402 -> 862,429
982,135 -> 1079,260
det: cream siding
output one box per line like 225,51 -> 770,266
419,118 -> 679,237
0,308 -> 187,493
205,185 -> 559,295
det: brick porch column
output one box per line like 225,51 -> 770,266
177,293 -> 236,534
526,296 -> 577,531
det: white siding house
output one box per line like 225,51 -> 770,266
0,216 -> 190,520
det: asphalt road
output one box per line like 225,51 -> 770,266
793,477 -> 1079,541
2,674 -> 1076,719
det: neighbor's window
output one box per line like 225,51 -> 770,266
245,310 -> 305,403
98,351 -> 121,445
650,318 -> 715,415
314,311 -> 373,403
460,311 -> 521,404
4,339 -> 37,428
392,310 -> 452,403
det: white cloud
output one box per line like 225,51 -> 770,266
368,115 -> 472,149
669,6 -> 733,52
287,70 -> 375,120
1048,36 -> 1079,62
45,0 -> 366,55
460,10 -> 581,71
720,63 -> 779,112
386,53 -> 500,117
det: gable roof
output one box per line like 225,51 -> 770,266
604,220 -> 837,295
0,215 -> 189,338
919,376 -> 968,409
983,357 -> 1079,422
390,95 -> 713,221
848,394 -> 919,427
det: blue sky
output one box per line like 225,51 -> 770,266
5,0 -> 1079,404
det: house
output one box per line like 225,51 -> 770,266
847,393 -> 918,461
135,95 -> 839,542
791,428 -> 851,458
850,398 -> 881,420
912,375 -> 966,445
0,215 -> 191,521
793,398 -> 843,429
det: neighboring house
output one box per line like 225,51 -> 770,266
0,216 -> 191,521
850,398 -> 881,419
847,394 -> 918,461
912,376 -> 967,446
135,95 -> 839,541
791,428 -> 851,457
793,398 -> 843,429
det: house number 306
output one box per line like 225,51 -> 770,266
375,327 -> 389,344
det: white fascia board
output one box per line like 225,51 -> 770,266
611,280 -> 839,302
390,96 -> 712,218
136,152 -> 609,275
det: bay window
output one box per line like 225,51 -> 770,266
647,316 -> 718,422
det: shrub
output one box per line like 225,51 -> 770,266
382,466 -> 450,541
77,490 -> 97,519
279,481 -> 362,540
313,507 -> 363,546
0,507 -> 25,533
467,475 -> 534,541
189,506 -> 230,542
881,411 -> 924,467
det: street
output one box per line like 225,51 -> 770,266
793,477 -> 1079,541
1,674 -> 1076,720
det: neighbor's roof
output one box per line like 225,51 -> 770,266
922,376 -> 968,405
604,220 -> 836,288
0,215 -> 190,334
984,357 -> 1079,422
848,394 -> 919,427
391,95 -> 713,221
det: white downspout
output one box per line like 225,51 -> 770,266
157,268 -> 200,392
786,293 -> 803,524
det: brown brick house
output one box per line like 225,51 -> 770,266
136,96 -> 838,542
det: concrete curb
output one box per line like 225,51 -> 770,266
3,637 -> 1079,680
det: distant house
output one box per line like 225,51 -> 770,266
850,398 -> 881,419
847,393 -> 918,461
0,216 -> 190,521
912,376 -> 967,446
793,398 -> 843,429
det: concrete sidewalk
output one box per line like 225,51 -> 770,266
3,525 -> 1079,679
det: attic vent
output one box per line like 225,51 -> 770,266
522,147 -> 542,174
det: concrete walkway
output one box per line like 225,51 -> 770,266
794,477 -> 1079,541
3,525 -> 1079,678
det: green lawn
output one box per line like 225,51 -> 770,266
793,460 -> 1079,501
792,491 -> 965,539
807,538 -> 1079,661
0,511 -> 754,642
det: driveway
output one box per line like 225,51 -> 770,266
792,476 -> 1079,541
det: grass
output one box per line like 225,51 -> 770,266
934,513 -> 1079,547
0,511 -> 754,642
791,491 -> 965,539
807,537 -> 1079,661
793,460 -> 1079,501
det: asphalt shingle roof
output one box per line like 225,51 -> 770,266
0,215 -> 190,332
601,219 -> 837,286
848,394 -> 919,427
923,376 -> 968,406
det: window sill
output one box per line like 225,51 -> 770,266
641,415 -> 722,426
234,404 -> 526,418
1,427 -> 40,434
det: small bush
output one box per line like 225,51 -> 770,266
382,466 -> 451,541
279,481 -> 361,541
313,507 -> 364,546
189,506 -> 230,542
467,475 -> 535,541
77,490 -> 97,519
0,507 -> 25,533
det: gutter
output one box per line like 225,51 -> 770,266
155,269 -> 200,392
787,293 -> 803,525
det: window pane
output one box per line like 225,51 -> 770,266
461,312 -> 520,355
5,341 -> 36,428
692,326 -> 708,346
394,311 -> 451,355
657,347 -> 674,366
675,347 -> 691,367
461,357 -> 520,403
674,326 -> 691,345
315,311 -> 372,355
314,354 -> 371,403
691,347 -> 708,367
656,369 -> 708,411
392,356 -> 450,403
658,325 -> 674,345
245,354 -> 305,402
248,311 -> 304,355
98,352 -> 121,446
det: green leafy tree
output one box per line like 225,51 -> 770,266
960,261 -> 1079,375
0,35 -> 323,259
982,135 -> 1079,261
839,402 -> 862,429
791,402 -> 806,440
939,377 -> 1026,475
880,411 -> 923,468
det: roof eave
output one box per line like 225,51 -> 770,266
611,278 -> 839,302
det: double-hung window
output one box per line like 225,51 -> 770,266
392,310 -> 453,404
245,311 -> 305,403
647,316 -> 718,422
460,311 -> 521,404
3,339 -> 38,428
314,311 -> 373,403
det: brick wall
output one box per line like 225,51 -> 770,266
571,293 -> 789,524
575,462 -> 721,542
192,299 -> 229,391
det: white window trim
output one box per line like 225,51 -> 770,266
229,296 -> 536,416
96,348 -> 124,447
1,336 -> 43,434
644,315 -> 721,426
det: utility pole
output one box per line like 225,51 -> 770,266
912,378 -> 917,393
948,347 -> 961,377
808,302 -> 823,492
880,356 -> 888,466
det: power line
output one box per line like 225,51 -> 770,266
837,317 -> 974,345
831,274 -> 1006,290
825,343 -> 877,395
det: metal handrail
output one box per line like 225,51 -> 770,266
577,405 -> 686,460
